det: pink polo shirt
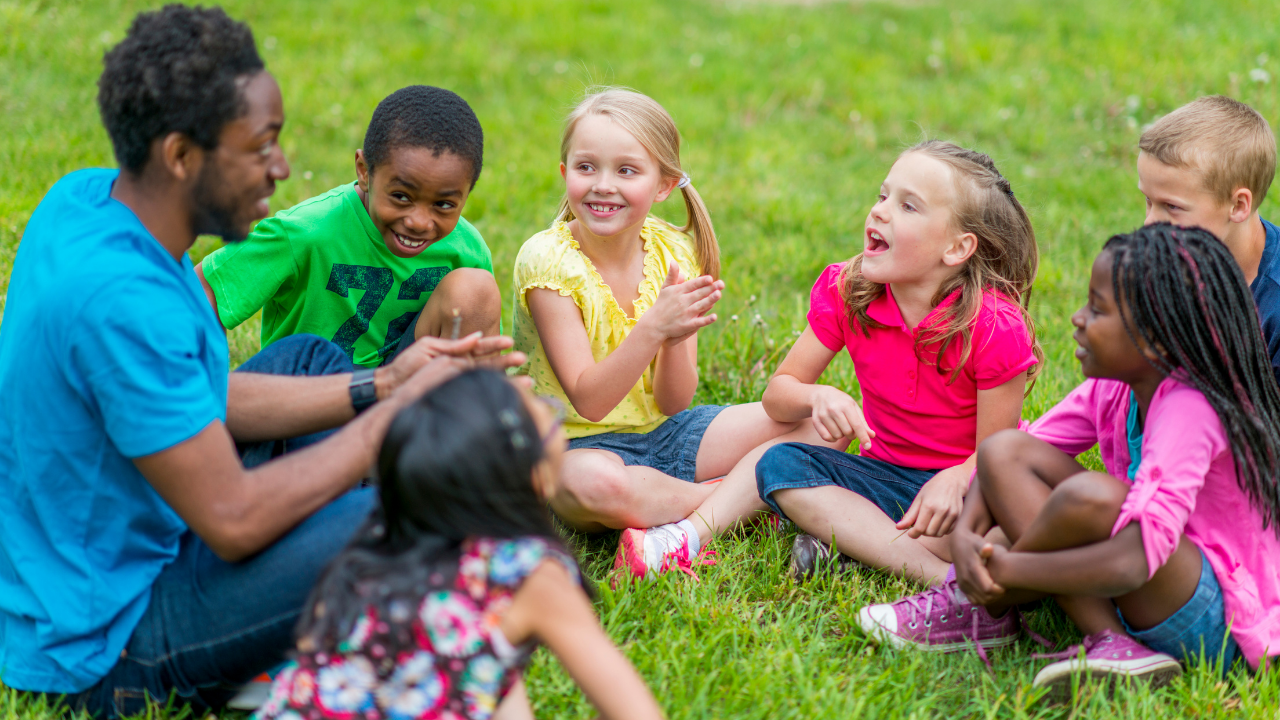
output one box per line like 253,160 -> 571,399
1029,377 -> 1280,669
808,263 -> 1037,469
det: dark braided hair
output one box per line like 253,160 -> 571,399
363,85 -> 484,187
295,369 -> 582,656
98,4 -> 264,174
1106,223 -> 1280,537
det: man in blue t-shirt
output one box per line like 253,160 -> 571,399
0,7 -> 519,718
1136,95 -> 1280,383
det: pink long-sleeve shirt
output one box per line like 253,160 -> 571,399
1029,377 -> 1280,668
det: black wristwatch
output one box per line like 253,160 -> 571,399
349,368 -> 378,414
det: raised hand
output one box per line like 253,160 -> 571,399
639,262 -> 725,345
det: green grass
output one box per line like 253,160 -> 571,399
2,0 -> 1279,717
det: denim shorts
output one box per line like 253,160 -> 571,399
567,404 -> 726,482
756,442 -> 938,522
1117,547 -> 1241,673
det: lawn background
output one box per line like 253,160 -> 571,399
2,0 -> 1279,717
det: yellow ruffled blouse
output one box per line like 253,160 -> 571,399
512,217 -> 701,438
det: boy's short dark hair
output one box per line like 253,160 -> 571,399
363,86 -> 484,187
97,4 -> 264,174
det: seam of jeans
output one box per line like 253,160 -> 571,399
140,608 -> 300,666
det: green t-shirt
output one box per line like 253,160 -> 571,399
201,182 -> 493,368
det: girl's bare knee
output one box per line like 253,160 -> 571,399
1047,472 -> 1128,535
559,452 -> 634,517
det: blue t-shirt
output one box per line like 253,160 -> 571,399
1250,217 -> 1280,386
0,169 -> 229,692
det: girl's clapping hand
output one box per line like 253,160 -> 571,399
809,385 -> 876,447
642,262 -> 725,345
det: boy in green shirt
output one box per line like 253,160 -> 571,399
198,85 -> 500,368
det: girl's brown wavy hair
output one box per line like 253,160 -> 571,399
840,140 -> 1043,388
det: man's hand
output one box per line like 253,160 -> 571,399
896,464 -> 969,539
376,332 -> 525,400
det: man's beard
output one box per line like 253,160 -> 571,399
190,160 -> 252,243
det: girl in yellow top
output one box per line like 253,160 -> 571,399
513,88 -> 839,578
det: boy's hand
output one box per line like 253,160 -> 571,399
642,263 -> 724,345
809,385 -> 875,446
896,464 -> 968,539
377,333 -> 526,400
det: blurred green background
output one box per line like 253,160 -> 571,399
2,0 -> 1278,717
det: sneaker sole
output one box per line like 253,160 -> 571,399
616,528 -> 649,581
1034,658 -> 1182,702
857,606 -> 1019,653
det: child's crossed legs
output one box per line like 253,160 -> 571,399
967,430 -> 1205,645
548,402 -> 821,533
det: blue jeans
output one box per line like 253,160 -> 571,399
56,335 -> 376,718
1117,548 -> 1242,674
568,405 -> 727,482
756,443 -> 938,522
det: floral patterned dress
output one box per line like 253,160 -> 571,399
253,536 -> 578,720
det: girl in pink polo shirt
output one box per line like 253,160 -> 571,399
860,224 -> 1280,693
615,140 -> 1041,581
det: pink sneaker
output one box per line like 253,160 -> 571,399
857,581 -> 1021,656
1032,629 -> 1181,699
613,527 -> 715,582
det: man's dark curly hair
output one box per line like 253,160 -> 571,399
98,4 -> 264,174
363,86 -> 484,187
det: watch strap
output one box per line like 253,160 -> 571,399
349,368 -> 378,414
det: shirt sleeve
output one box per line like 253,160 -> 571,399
972,295 -> 1038,389
70,283 -> 225,458
512,231 -> 582,312
1111,384 -> 1225,579
806,263 -> 849,352
198,215 -> 298,329
1028,379 -> 1105,457
1250,276 -> 1280,387
454,218 -> 494,274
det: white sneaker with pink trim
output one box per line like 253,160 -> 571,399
1032,629 -> 1182,699
613,524 -> 715,582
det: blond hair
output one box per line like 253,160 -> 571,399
1139,95 -> 1277,208
556,88 -> 720,279
840,140 -> 1043,387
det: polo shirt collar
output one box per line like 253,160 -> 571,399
869,284 -> 964,333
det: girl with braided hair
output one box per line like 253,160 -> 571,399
752,140 -> 1042,584
860,223 -> 1280,695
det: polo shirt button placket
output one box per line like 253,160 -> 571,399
906,367 -> 918,403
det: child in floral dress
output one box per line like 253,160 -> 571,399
253,369 -> 663,720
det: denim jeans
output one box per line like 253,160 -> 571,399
756,442 -> 938,523
567,405 -> 727,482
55,335 -> 376,718
1117,547 -> 1242,673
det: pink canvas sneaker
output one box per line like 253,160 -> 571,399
613,526 -> 715,582
1032,629 -> 1182,699
858,581 -> 1022,658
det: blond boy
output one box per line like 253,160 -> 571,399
1138,95 -> 1279,381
